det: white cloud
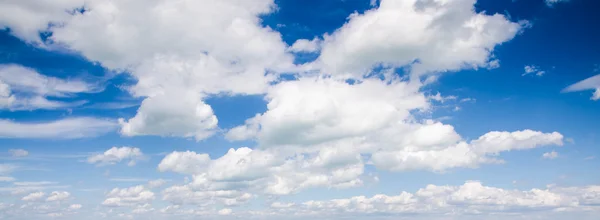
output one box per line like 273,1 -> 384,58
289,38 -> 321,53
8,149 -> 28,158
315,0 -> 523,78
0,117 -> 116,139
563,74 -> 600,101
26,0 -> 296,139
0,0 -> 85,42
46,191 -> 71,202
0,64 -> 100,111
264,181 -> 600,217
158,151 -> 211,175
543,151 -> 559,159
102,185 -> 155,207
118,92 -> 218,141
546,0 -> 570,7
132,203 -> 154,214
21,192 -> 45,202
87,147 -> 144,167
218,208 -> 233,215
523,65 -> 546,76
226,77 -> 427,146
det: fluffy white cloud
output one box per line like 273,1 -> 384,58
543,151 -> 559,159
315,0 -> 523,78
158,151 -> 211,175
25,0 -> 296,139
0,117 -> 116,139
118,92 -> 218,141
0,64 -> 100,111
46,191 -> 70,202
8,149 -> 28,157
523,65 -> 546,76
21,192 -> 45,202
563,74 -> 600,101
371,129 -> 563,172
102,185 -> 155,207
289,38 -> 321,53
265,181 -> 599,217
226,77 -> 427,146
87,147 -> 144,167
132,204 -> 154,214
0,0 -> 84,42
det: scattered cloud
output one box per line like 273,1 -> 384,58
46,191 -> 71,202
102,185 -> 155,207
21,192 -> 45,202
87,147 -> 144,167
543,151 -> 559,159
523,65 -> 546,76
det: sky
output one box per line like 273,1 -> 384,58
0,0 -> 599,219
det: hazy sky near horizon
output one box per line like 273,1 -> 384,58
0,0 -> 599,219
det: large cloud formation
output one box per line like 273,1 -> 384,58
0,0 -> 584,219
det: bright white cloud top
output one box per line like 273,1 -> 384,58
0,0 -> 597,220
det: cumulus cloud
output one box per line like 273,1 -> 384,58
314,0 -> 523,78
289,38 -> 321,53
0,117 -> 116,139
46,191 -> 71,202
8,149 -> 28,157
0,0 -> 84,42
21,192 -> 45,202
87,147 -> 144,167
0,64 -> 101,111
118,92 -> 218,141
21,0 -> 295,139
563,74 -> 600,101
523,65 -> 546,76
102,185 -> 155,207
264,181 -> 600,217
543,151 -> 559,159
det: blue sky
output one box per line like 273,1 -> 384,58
0,0 -> 599,219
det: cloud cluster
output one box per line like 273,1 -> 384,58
102,185 -> 155,207
264,181 -> 599,217
315,0 -> 522,78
